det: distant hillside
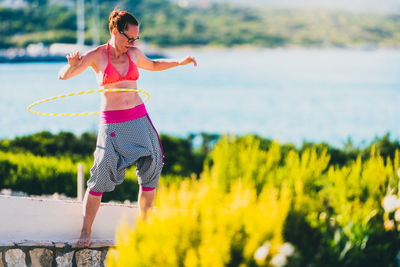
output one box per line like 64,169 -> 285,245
174,0 -> 400,13
1,0 -> 400,49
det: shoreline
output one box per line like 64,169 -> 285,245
157,44 -> 400,53
1,43 -> 400,64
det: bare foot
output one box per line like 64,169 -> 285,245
77,229 -> 91,247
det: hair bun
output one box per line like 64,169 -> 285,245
108,8 -> 139,34
109,8 -> 120,21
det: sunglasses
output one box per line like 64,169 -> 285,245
120,31 -> 140,44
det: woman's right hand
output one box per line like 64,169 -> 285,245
59,48 -> 96,80
66,51 -> 83,67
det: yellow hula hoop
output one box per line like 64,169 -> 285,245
27,88 -> 150,117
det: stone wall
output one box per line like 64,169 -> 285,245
0,241 -> 111,267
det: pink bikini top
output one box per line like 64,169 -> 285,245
101,42 -> 139,85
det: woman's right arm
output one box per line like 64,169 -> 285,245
58,49 -> 97,80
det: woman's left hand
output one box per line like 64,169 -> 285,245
179,56 -> 197,67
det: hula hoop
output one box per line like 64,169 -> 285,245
27,88 -> 150,117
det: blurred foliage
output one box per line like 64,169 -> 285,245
108,176 -> 292,266
106,134 -> 400,266
1,131 -> 400,174
0,150 -> 90,196
0,131 -> 219,201
0,150 -> 138,201
0,131 -> 219,177
1,0 -> 400,48
1,132 -> 400,264
1,131 -> 400,202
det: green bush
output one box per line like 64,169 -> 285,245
0,151 -> 140,201
0,131 -> 216,177
0,150 -> 85,196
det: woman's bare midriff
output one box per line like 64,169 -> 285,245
100,80 -> 144,111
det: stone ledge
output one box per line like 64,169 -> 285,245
15,241 -> 55,247
0,196 -> 137,243
0,195 -> 137,208
0,240 -> 114,249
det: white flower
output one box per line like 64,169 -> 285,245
395,209 -> 400,222
280,243 -> 295,257
384,220 -> 395,231
271,253 -> 287,267
382,195 -> 399,213
254,242 -> 270,262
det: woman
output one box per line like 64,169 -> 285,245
58,8 -> 197,247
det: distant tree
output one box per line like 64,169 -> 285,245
25,0 -> 48,7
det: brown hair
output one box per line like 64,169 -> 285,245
108,8 -> 139,34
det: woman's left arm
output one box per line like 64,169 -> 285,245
133,48 -> 197,71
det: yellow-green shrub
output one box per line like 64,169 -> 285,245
107,178 -> 292,267
107,134 -> 400,266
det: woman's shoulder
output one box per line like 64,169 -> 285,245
130,47 -> 148,62
77,44 -> 108,71
127,46 -> 144,63
128,46 -> 144,56
82,44 -> 108,65
85,44 -> 107,57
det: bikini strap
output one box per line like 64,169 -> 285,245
126,49 -> 132,61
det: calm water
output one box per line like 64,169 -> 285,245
1,48 -> 400,147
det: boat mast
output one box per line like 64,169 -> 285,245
91,0 -> 100,46
77,0 -> 85,47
